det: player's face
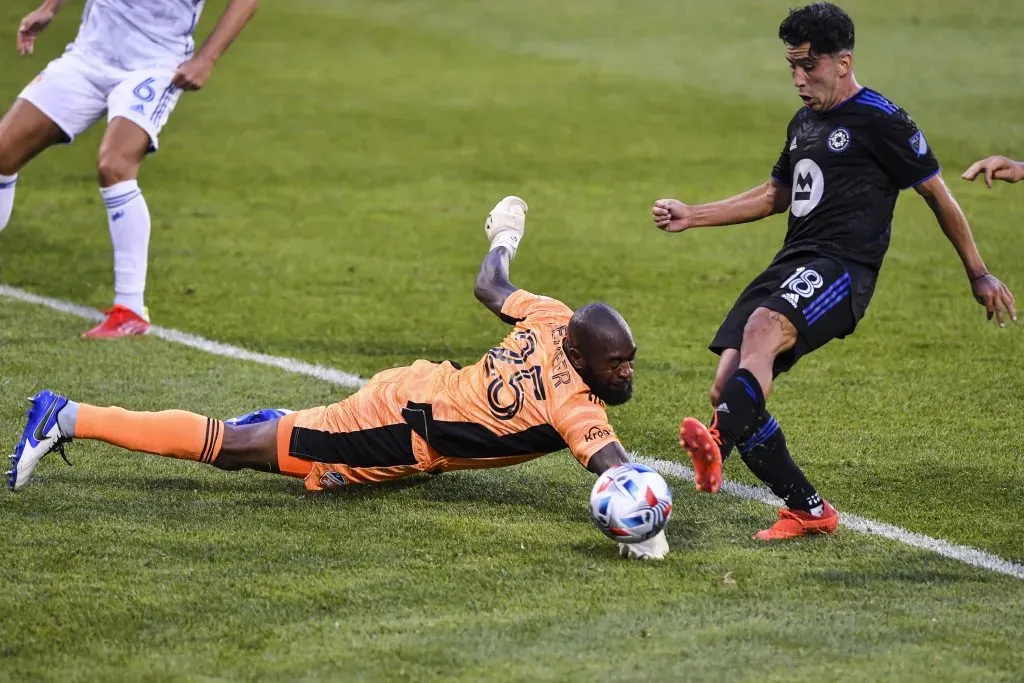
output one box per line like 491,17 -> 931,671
785,42 -> 846,112
580,340 -> 636,406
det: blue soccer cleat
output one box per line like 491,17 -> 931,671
8,390 -> 72,491
224,408 -> 293,426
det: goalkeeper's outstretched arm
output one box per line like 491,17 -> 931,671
474,247 -> 519,323
474,196 -> 528,322
586,441 -> 630,475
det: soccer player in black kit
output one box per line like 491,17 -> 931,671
651,2 -> 1017,540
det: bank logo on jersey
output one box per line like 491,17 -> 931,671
827,127 -> 851,153
909,130 -> 928,157
791,159 -> 824,217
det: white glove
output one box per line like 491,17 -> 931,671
618,530 -> 669,561
484,196 -> 528,259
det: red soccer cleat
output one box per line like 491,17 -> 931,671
80,305 -> 150,339
679,416 -> 723,493
753,500 -> 839,541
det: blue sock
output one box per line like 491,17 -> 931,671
713,368 -> 765,458
738,417 -> 822,514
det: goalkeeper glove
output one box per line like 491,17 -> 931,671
619,530 -> 669,561
484,196 -> 528,259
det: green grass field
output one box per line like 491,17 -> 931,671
2,1 -> 1023,680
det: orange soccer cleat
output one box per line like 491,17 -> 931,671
81,305 -> 150,339
753,500 -> 839,541
679,416 -> 723,493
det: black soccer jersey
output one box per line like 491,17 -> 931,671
770,87 -> 939,278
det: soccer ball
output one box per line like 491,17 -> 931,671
589,463 -> 673,543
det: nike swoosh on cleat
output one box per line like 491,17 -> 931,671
32,398 -> 59,444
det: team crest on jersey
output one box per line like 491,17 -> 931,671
909,130 -> 928,157
827,127 -> 851,153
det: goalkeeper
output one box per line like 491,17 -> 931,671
9,196 -> 669,560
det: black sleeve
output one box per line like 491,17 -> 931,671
770,129 -> 792,186
867,109 -> 940,189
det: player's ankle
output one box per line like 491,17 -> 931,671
114,294 -> 146,319
785,491 -> 824,516
56,400 -> 79,440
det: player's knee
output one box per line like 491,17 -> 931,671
96,152 -> 138,187
742,307 -> 794,352
219,421 -> 278,464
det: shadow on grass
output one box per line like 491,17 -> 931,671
49,466 -> 589,517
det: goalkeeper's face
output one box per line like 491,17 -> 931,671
577,337 -> 636,406
566,302 -> 636,406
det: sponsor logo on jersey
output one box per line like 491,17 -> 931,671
584,425 -> 613,443
782,292 -> 800,308
319,471 -> 346,488
909,130 -> 928,157
827,127 -> 851,153
131,104 -> 146,114
790,159 -> 824,217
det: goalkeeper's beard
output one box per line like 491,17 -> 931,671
579,367 -> 633,406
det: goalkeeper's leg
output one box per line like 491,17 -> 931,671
11,379 -> 433,490
67,400 -> 281,471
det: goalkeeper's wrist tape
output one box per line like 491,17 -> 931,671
489,230 -> 521,258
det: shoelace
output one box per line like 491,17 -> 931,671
55,441 -> 72,467
707,412 -> 723,446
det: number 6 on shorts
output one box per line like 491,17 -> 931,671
132,77 -> 156,102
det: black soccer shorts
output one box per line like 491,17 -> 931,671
710,255 -> 865,375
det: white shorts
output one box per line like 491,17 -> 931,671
17,49 -> 181,151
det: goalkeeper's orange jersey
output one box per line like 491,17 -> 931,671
394,289 -> 619,468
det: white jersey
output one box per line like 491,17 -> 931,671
68,0 -> 206,71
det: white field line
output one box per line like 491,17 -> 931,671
3,284 -> 1022,581
635,457 -> 1024,581
0,285 -> 366,390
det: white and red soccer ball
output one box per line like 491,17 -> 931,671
589,463 -> 673,543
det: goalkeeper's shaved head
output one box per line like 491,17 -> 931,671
565,303 -> 636,406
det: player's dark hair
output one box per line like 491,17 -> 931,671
778,2 -> 855,55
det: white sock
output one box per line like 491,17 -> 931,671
0,173 -> 18,233
57,400 -> 79,440
100,180 -> 151,318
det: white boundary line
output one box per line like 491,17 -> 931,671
3,284 -> 1022,581
637,457 -> 1024,580
0,285 -> 366,390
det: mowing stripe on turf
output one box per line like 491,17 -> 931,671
2,283 -> 1022,581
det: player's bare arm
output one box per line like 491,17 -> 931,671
16,0 -> 67,55
586,441 -> 630,475
962,156 -> 1024,187
474,247 -> 518,321
172,0 -> 259,91
474,196 -> 526,320
652,179 -> 791,233
915,173 -> 1017,326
